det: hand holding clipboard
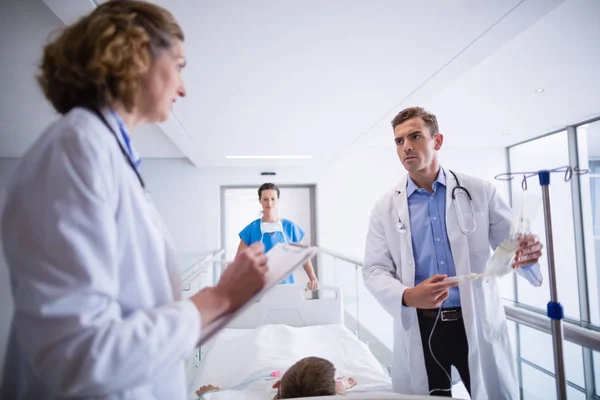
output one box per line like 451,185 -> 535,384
195,242 -> 319,345
214,242 -> 269,312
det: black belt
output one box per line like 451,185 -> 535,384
417,307 -> 462,322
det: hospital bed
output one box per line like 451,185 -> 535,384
185,284 -> 464,400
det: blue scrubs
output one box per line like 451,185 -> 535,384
239,219 -> 305,284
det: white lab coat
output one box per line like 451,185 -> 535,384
1,108 -> 201,399
362,170 -> 542,399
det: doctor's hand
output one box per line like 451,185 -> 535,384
216,242 -> 269,309
191,242 -> 268,327
402,274 -> 459,309
513,234 -> 544,269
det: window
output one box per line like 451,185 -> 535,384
519,325 -> 585,388
594,351 -> 600,396
576,120 -> 600,325
508,131 -> 581,320
586,160 -> 600,236
520,362 -> 586,400
507,122 -> 600,398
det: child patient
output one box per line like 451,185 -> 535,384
196,356 -> 357,398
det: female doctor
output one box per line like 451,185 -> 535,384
0,1 -> 268,399
237,183 -> 318,290
362,107 -> 544,399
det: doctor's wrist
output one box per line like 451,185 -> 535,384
402,288 -> 412,307
190,287 -> 232,328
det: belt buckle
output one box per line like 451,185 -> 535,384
441,310 -> 459,322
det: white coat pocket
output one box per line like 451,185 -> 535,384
473,278 -> 505,341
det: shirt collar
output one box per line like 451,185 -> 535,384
406,168 -> 447,197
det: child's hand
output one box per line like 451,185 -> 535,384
335,376 -> 357,394
346,377 -> 357,389
196,384 -> 219,396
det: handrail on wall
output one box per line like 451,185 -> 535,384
180,249 -> 224,289
504,304 -> 600,352
319,247 -> 363,266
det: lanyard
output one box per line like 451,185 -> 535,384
109,110 -> 141,170
90,107 -> 146,189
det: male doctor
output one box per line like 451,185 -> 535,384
362,107 -> 543,399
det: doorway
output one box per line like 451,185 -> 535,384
220,185 -> 317,287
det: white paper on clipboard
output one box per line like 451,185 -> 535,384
197,242 -> 319,345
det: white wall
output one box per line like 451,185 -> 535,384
141,146 -> 508,264
140,160 -> 320,254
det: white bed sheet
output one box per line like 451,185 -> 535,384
189,324 -> 392,399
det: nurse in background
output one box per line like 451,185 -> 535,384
237,183 -> 318,290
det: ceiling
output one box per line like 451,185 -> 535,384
0,0 -> 598,169
364,0 -> 600,150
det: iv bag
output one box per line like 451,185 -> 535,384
483,192 -> 542,279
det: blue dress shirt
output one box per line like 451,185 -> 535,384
407,169 -> 461,308
407,169 -> 536,309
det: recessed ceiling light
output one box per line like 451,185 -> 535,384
535,88 -> 545,93
225,155 -> 314,160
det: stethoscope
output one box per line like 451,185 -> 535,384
91,108 -> 181,254
91,107 -> 146,189
396,170 -> 476,236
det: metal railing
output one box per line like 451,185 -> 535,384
504,303 -> 600,352
317,247 -> 600,359
317,247 -> 600,398
180,249 -> 224,291
318,247 -> 363,266
179,248 -> 225,391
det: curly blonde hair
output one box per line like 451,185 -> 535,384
38,0 -> 184,115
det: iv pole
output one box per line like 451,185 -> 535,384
495,165 -> 588,400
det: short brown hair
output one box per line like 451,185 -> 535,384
391,107 -> 439,137
38,0 -> 184,115
278,357 -> 336,398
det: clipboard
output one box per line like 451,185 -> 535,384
197,242 -> 319,345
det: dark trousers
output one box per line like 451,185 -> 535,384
417,308 -> 471,397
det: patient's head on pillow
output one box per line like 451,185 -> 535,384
276,356 -> 336,398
